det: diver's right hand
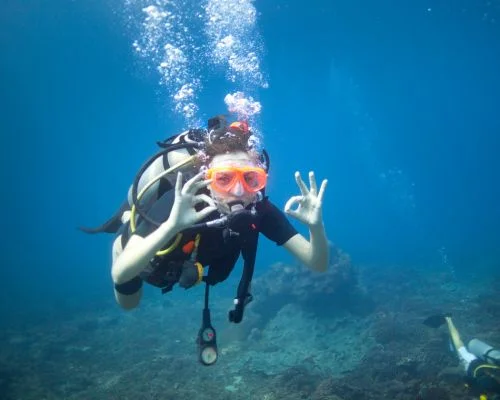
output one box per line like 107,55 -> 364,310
167,171 -> 217,232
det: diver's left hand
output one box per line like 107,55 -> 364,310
284,171 -> 327,227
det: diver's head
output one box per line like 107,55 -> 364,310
206,151 -> 267,213
198,120 -> 266,214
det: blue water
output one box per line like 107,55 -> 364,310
1,0 -> 499,315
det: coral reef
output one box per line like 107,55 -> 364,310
1,252 -> 499,400
252,243 -> 375,323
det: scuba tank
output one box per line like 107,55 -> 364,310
79,117 -> 228,235
469,339 -> 500,366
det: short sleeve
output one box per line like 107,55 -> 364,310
258,199 -> 298,246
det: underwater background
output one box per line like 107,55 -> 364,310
1,0 -> 499,399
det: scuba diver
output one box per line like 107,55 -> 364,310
81,115 -> 329,365
424,313 -> 500,399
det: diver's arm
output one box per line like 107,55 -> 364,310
113,286 -> 143,310
111,220 -> 180,284
113,235 -> 142,310
283,171 -> 329,272
283,226 -> 329,272
111,171 -> 216,285
111,235 -> 144,309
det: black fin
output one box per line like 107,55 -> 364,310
78,200 -> 129,234
423,313 -> 452,328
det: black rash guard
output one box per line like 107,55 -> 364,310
114,198 -> 298,294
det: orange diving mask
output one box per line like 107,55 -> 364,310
206,166 -> 267,193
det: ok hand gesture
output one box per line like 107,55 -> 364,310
284,171 -> 327,228
168,171 -> 217,231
